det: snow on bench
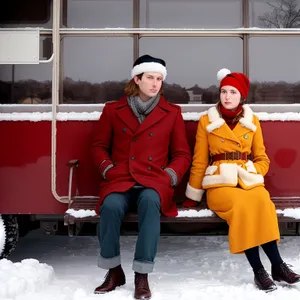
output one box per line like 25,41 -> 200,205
65,207 -> 300,220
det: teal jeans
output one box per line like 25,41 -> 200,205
98,188 -> 161,274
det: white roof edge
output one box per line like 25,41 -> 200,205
1,104 -> 300,114
1,111 -> 300,122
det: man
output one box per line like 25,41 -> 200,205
92,54 -> 191,299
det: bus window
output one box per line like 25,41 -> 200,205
62,36 -> 133,104
139,0 -> 242,28
139,37 -> 243,104
62,0 -> 132,28
249,37 -> 300,104
250,0 -> 300,28
0,0 -> 52,28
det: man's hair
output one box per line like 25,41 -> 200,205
124,73 -> 164,96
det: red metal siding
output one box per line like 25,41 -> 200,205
0,120 -> 299,214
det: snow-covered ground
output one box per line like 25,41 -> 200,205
1,230 -> 300,299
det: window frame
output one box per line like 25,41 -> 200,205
2,0 -> 300,110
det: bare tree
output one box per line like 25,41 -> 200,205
259,0 -> 300,28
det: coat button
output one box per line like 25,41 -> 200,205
131,156 -> 135,160
132,137 -> 136,142
147,166 -> 152,171
161,165 -> 165,169
221,138 -> 225,142
237,143 -> 241,147
122,128 -> 126,132
148,157 -> 152,161
148,132 -> 153,136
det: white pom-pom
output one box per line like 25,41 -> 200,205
217,68 -> 231,81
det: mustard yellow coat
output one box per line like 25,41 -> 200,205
186,105 -> 280,254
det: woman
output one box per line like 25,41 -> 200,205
183,68 -> 300,292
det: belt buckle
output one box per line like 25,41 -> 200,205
233,152 -> 239,160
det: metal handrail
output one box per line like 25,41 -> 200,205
39,53 -> 54,63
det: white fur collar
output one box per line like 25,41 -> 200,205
206,104 -> 256,133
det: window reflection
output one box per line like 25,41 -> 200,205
140,0 -> 242,28
62,37 -> 133,104
63,0 -> 133,28
250,0 -> 300,28
140,37 -> 243,104
0,37 -> 52,104
249,37 -> 300,104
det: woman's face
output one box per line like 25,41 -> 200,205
220,85 -> 241,111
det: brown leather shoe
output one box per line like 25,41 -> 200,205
134,272 -> 151,299
254,268 -> 277,292
94,265 -> 126,294
272,262 -> 300,284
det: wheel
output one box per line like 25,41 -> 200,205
0,215 -> 19,259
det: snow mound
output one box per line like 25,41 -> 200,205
0,215 -> 5,256
177,209 -> 214,217
0,258 -> 54,298
66,209 -> 97,218
276,208 -> 300,219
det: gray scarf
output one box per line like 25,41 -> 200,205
127,94 -> 160,123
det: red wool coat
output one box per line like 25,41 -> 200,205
92,96 -> 191,217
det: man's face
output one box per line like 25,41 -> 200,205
134,72 -> 163,101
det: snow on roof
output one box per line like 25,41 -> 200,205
1,111 -> 300,121
186,84 -> 204,94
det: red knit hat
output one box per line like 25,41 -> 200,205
217,68 -> 250,99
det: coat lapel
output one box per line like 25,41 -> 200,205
115,96 -> 140,133
206,106 -> 239,143
233,105 -> 257,137
212,123 -> 240,143
206,105 -> 256,142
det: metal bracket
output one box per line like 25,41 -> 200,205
40,221 -> 58,235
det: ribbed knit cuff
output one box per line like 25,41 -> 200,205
164,168 -> 178,186
103,164 -> 114,180
98,159 -> 113,178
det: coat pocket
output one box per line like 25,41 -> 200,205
105,162 -> 127,182
245,160 -> 257,174
237,165 -> 264,189
202,163 -> 238,188
205,165 -> 218,175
